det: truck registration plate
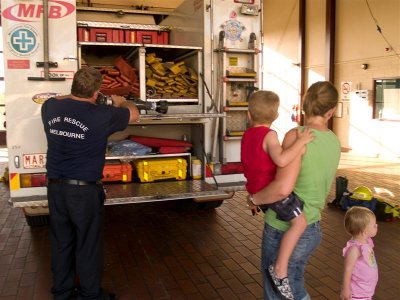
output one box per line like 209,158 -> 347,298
23,154 -> 46,169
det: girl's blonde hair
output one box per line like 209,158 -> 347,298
344,206 -> 376,236
248,91 -> 279,124
303,81 -> 338,117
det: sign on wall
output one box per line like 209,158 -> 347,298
341,81 -> 352,100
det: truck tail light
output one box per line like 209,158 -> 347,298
20,173 -> 47,188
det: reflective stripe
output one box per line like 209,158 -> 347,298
10,173 -> 20,191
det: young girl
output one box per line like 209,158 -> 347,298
341,206 -> 379,300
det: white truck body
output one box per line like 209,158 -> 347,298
2,0 -> 262,211
2,0 -> 77,200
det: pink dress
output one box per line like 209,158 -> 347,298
343,238 -> 378,300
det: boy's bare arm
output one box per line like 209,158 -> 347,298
266,127 -> 313,167
252,129 -> 302,205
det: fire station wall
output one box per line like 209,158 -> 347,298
263,0 -> 400,159
334,0 -> 400,159
263,0 -> 326,141
262,0 -> 304,141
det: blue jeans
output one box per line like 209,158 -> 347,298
261,221 -> 322,300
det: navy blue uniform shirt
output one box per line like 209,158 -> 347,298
42,97 -> 130,181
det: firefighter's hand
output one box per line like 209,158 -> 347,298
111,95 -> 127,107
247,194 -> 260,216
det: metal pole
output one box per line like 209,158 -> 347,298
43,0 -> 50,80
299,0 -> 306,125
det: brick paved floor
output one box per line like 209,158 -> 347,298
0,152 -> 399,300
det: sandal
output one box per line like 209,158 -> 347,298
267,265 -> 294,300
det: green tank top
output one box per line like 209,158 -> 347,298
265,127 -> 341,231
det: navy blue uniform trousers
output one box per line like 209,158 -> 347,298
47,182 -> 105,300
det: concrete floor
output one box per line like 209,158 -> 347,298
0,151 -> 399,299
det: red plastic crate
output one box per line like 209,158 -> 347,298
78,27 -> 89,42
89,28 -> 113,42
78,27 -> 124,43
112,29 -> 124,43
136,31 -> 169,44
124,30 -> 136,43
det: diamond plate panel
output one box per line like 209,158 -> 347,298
9,181 -> 229,207
104,181 -> 228,205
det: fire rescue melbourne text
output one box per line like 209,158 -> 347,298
48,116 -> 89,140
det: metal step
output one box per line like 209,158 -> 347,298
104,180 -> 229,205
9,180 -> 229,207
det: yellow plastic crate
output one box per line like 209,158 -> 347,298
134,158 -> 188,182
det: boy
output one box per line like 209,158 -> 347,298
241,91 -> 313,300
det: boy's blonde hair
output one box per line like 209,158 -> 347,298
248,91 -> 280,124
344,206 -> 376,236
303,81 -> 338,117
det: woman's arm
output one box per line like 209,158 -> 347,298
251,128 -> 303,205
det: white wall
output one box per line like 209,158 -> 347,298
335,0 -> 400,159
263,0 -> 400,159
263,0 -> 302,141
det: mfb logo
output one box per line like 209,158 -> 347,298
2,0 -> 75,22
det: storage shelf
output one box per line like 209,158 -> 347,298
146,98 -> 199,103
223,77 -> 257,82
223,136 -> 243,141
137,113 -> 223,120
217,41 -> 259,163
215,48 -> 259,54
143,44 -> 202,50
106,152 -> 191,161
79,41 -> 143,47
78,42 -> 201,50
77,21 -> 170,31
224,106 -> 248,111
79,41 -> 205,116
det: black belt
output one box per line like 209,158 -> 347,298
48,178 -> 101,186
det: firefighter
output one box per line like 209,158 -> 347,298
41,66 -> 139,300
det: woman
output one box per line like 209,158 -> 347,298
248,81 -> 341,300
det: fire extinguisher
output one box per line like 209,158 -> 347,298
291,104 -> 300,123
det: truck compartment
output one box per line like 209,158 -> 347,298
80,43 -> 201,105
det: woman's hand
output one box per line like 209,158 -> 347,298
247,194 -> 260,216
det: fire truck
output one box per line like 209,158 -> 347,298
1,0 -> 263,225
